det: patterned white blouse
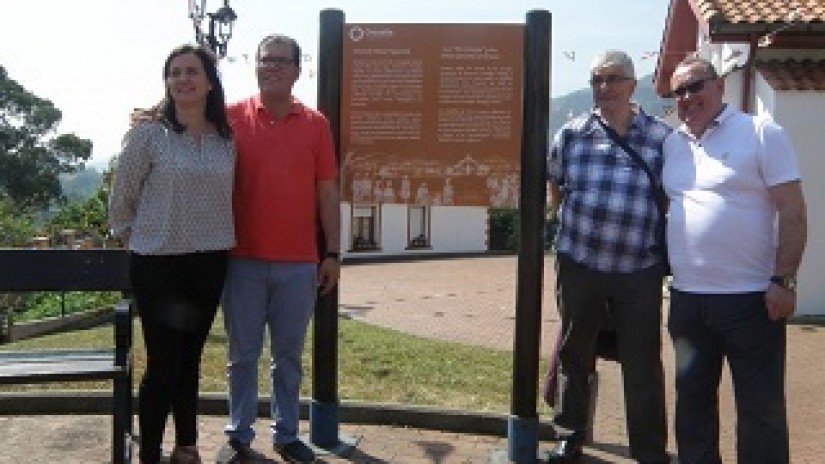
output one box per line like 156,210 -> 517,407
109,122 -> 235,255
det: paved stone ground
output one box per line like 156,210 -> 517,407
340,256 -> 825,463
1,256 -> 823,463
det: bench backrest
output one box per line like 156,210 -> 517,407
0,248 -> 131,292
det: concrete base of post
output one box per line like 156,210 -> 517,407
309,399 -> 339,447
500,415 -> 539,463
308,400 -> 357,455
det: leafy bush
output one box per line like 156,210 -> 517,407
488,208 -> 519,251
48,188 -> 109,241
11,291 -> 121,322
0,196 -> 35,247
488,208 -> 557,252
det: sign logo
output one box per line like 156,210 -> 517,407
349,26 -> 365,42
348,26 -> 395,42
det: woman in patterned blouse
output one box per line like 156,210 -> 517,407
109,44 -> 234,464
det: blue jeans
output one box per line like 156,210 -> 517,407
668,289 -> 789,464
222,258 -> 317,445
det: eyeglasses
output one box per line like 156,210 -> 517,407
257,56 -> 295,67
669,78 -> 712,98
589,75 -> 631,86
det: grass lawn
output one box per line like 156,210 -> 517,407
1,312 -> 551,414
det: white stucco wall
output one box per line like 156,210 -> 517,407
753,72 -> 776,116
430,206 -> 487,252
722,68 -> 745,110
377,205 -> 410,253
341,202 -> 352,252
758,90 -> 825,316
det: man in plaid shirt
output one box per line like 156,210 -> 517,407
545,50 -> 671,464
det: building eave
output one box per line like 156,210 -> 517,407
655,0 -> 825,96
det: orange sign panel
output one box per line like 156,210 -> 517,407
341,23 -> 524,208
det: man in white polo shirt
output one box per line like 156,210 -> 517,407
663,55 -> 807,464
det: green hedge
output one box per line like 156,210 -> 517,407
3,292 -> 120,322
488,208 -> 556,252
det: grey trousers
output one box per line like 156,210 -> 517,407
553,254 -> 668,462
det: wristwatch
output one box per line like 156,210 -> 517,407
770,275 -> 797,291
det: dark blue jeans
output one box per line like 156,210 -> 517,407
668,289 -> 789,464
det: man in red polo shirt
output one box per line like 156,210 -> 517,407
222,34 -> 339,464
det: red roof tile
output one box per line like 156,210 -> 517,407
692,0 -> 825,25
757,59 -> 825,90
655,1 -> 825,96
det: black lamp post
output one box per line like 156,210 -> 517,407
188,0 -> 237,58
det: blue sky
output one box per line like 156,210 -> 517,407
0,0 -> 669,167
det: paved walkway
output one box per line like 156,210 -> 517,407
1,256 -> 824,463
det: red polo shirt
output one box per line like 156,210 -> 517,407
227,95 -> 337,262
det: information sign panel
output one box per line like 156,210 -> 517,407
341,23 -> 524,207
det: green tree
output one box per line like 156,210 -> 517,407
0,65 -> 92,211
48,185 -> 110,240
0,195 -> 35,246
48,157 -> 116,242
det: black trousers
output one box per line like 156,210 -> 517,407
669,290 -> 789,464
553,254 -> 668,462
130,251 -> 227,463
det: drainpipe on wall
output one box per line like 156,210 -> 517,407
741,35 -> 759,113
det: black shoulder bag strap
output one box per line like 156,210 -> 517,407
594,116 -> 667,214
596,116 -> 670,273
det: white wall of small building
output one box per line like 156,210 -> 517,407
753,78 -> 825,316
430,206 -> 488,252
340,203 -> 488,259
341,202 -> 352,252
377,205 -> 410,253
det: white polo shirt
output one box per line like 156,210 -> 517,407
662,105 -> 800,293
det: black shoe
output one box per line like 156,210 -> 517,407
274,440 -> 316,463
546,432 -> 584,463
219,439 -> 259,463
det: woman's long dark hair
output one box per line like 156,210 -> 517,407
159,44 -> 232,139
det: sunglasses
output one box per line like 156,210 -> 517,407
669,78 -> 712,98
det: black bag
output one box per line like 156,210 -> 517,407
542,309 -> 618,408
542,328 -> 562,407
596,117 -> 670,275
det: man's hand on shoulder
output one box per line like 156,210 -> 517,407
130,107 -> 160,126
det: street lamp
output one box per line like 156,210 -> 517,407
188,0 -> 237,58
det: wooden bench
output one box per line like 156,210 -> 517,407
0,248 -> 133,463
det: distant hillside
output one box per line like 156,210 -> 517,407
550,73 -> 672,136
60,167 -> 103,202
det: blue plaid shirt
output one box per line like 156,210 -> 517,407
547,107 -> 671,273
